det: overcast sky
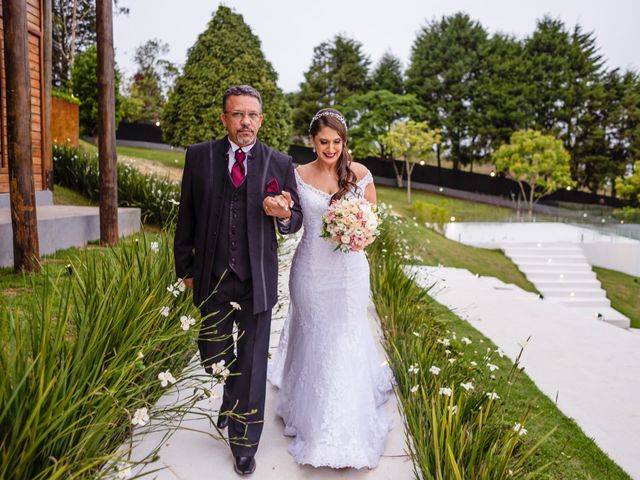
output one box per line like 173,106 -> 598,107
113,0 -> 639,93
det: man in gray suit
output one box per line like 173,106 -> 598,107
174,85 -> 302,475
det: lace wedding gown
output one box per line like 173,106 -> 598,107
268,169 -> 393,469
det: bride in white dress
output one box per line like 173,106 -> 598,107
268,108 -> 393,469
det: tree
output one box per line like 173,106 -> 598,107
291,34 -> 370,136
52,0 -> 128,89
493,129 -> 575,215
371,52 -> 404,94
405,13 -> 488,170
616,161 -> 640,208
123,39 -> 178,124
341,90 -> 425,186
474,33 -> 530,156
71,44 -> 124,136
380,120 -> 440,203
161,6 -> 291,150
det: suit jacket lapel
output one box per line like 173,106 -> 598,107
206,138 -> 228,231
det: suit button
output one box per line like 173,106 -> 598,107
213,231 -> 217,236
233,214 -> 237,219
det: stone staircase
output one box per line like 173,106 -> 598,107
502,242 -> 630,328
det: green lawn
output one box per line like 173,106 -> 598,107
378,184 -> 554,222
116,145 -> 185,168
594,266 -> 640,329
434,301 -> 630,479
79,139 -> 185,168
378,186 -> 538,293
52,183 -> 95,206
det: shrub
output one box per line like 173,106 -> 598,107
368,216 -> 552,478
0,233 -> 215,479
613,207 -> 640,224
53,143 -> 180,225
414,200 -> 449,233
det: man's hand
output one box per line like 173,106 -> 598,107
263,191 -> 294,219
183,277 -> 194,289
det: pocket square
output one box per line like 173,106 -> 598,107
266,178 -> 280,193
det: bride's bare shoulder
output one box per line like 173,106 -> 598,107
295,163 -> 313,183
350,162 -> 370,182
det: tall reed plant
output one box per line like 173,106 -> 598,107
53,143 -> 180,225
368,216 -> 554,479
0,233 -> 220,479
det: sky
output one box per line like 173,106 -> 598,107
113,0 -> 639,93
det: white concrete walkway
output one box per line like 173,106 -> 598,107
118,235 -> 413,479
408,265 -> 640,479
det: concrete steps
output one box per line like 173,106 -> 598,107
503,242 -> 630,328
0,205 -> 141,267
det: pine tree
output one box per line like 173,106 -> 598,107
291,35 -> 370,136
371,52 -> 404,94
405,13 -> 488,170
161,6 -> 291,150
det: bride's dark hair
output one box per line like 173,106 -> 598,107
309,108 -> 358,203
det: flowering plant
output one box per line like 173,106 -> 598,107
321,197 -> 380,253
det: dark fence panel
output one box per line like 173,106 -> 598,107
288,144 -> 622,208
116,122 -> 164,144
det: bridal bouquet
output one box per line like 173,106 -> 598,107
321,197 -> 380,253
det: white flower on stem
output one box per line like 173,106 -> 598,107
410,385 -> 419,393
408,363 -> 420,374
487,363 -> 499,372
158,370 -> 176,387
137,351 -> 144,360
470,360 -> 478,367
437,338 -> 451,346
131,407 -> 150,426
513,423 -> 527,436
460,382 -> 474,391
448,405 -> 458,415
495,348 -> 505,358
439,387 -> 452,397
230,301 -> 241,311
486,391 -> 500,400
150,241 -> 159,253
175,279 -> 186,292
461,337 -> 472,345
180,315 -> 195,331
448,358 -> 456,364
412,331 -> 420,337
168,198 -> 180,205
490,374 -> 496,380
115,463 -> 132,479
167,284 -> 178,297
212,360 -> 230,380
429,365 -> 441,375
159,306 -> 170,317
444,349 -> 451,356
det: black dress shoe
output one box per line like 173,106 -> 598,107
217,413 -> 229,429
234,456 -> 256,475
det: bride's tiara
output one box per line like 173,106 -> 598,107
309,111 -> 348,131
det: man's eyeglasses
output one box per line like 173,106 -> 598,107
225,111 -> 262,122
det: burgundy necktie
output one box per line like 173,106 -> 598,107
231,148 -> 246,187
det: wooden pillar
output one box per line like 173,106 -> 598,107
96,0 -> 118,245
43,0 -> 53,190
2,0 -> 40,272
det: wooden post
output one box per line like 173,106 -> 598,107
96,0 -> 118,244
2,0 -> 40,272
43,0 -> 53,191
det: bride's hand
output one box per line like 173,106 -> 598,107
263,194 -> 292,219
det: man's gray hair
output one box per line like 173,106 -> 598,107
222,85 -> 263,111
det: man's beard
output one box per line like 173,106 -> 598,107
236,130 -> 255,146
